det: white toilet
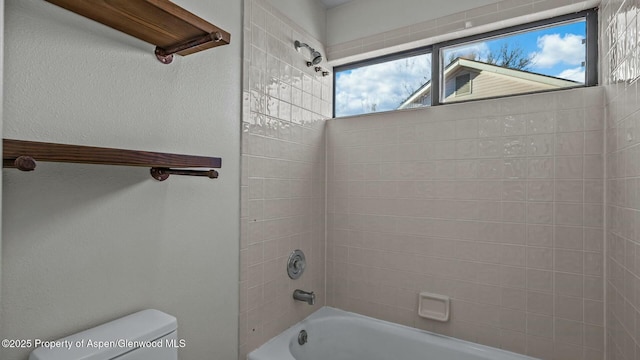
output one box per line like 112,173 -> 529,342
29,309 -> 178,360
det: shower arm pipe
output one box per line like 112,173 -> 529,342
295,41 -> 313,52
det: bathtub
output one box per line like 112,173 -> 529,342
248,307 -> 538,360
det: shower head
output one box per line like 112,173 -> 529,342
294,40 -> 323,65
309,49 -> 322,65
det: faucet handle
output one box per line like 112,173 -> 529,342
293,259 -> 305,271
287,250 -> 306,279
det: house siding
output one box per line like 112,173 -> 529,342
444,69 -> 560,103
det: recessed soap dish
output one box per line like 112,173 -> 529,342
418,292 -> 450,322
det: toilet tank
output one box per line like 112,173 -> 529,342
29,309 -> 178,360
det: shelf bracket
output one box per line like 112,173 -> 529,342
150,167 -> 219,181
13,156 -> 37,171
155,32 -> 223,64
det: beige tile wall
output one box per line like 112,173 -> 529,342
239,0 -> 331,358
240,2 -> 614,360
602,0 -> 640,359
326,87 -> 605,360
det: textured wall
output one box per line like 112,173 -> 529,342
239,0 -> 331,358
0,0 -> 4,314
602,0 -> 640,359
327,87 -> 605,360
0,1 -> 241,359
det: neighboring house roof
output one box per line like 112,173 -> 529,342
398,58 -> 580,109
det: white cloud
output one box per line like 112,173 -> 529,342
531,34 -> 585,69
335,55 -> 431,116
557,67 -> 585,82
444,42 -> 490,64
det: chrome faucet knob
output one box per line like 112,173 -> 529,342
287,250 -> 306,279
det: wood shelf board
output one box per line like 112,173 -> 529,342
45,0 -> 230,56
3,139 -> 221,169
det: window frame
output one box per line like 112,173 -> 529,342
333,9 -> 598,117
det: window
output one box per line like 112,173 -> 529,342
439,17 -> 591,104
333,10 -> 597,117
455,73 -> 472,96
334,50 -> 432,117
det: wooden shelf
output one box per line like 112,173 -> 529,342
45,0 -> 231,64
3,139 -> 221,181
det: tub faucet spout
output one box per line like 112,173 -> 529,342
293,289 -> 315,305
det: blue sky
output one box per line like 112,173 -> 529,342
335,20 -> 587,117
446,21 -> 586,80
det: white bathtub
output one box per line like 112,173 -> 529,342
248,307 -> 538,360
